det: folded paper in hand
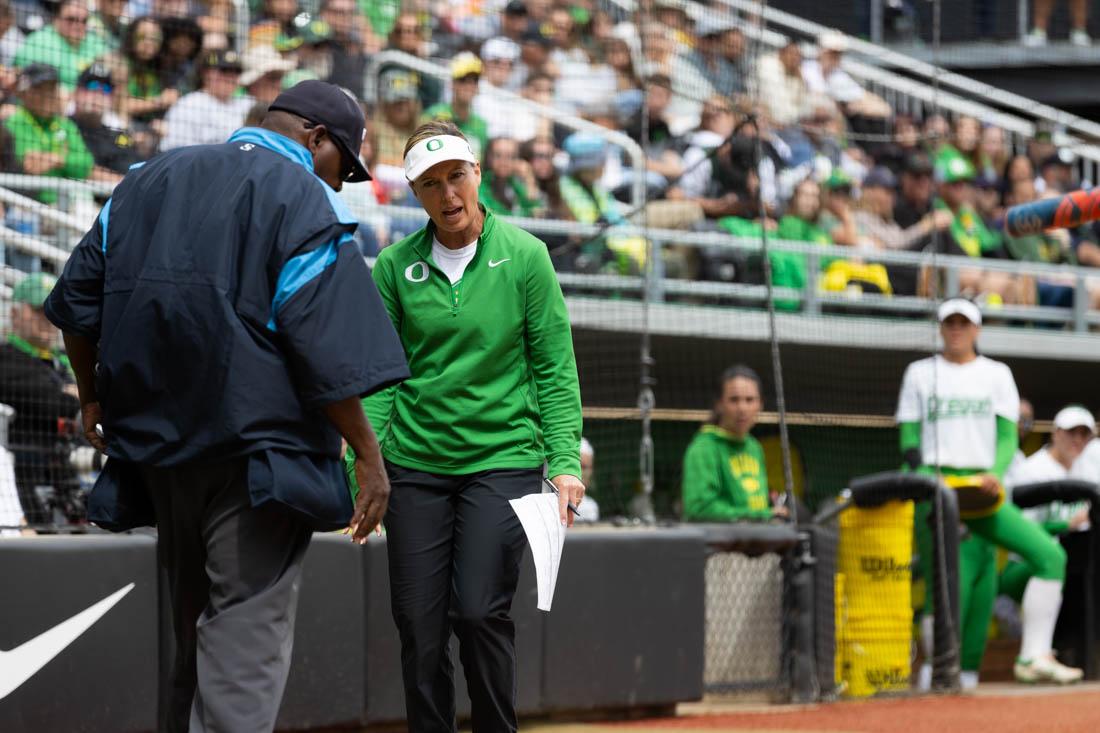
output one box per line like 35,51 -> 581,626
509,492 -> 567,611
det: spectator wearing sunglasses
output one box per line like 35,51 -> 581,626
160,49 -> 252,151
72,62 -> 144,174
14,0 -> 109,90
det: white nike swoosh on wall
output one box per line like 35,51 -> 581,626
0,583 -> 135,700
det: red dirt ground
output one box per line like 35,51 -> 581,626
610,687 -> 1100,733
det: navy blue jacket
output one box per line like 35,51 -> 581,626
45,127 -> 409,531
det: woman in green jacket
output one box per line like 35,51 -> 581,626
682,365 -> 780,521
355,120 -> 584,733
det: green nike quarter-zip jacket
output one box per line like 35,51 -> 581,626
360,209 -> 582,479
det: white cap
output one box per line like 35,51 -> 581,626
239,45 -> 297,87
480,36 -> 520,62
937,298 -> 982,325
1054,405 -> 1096,433
404,134 -> 478,182
818,30 -> 849,53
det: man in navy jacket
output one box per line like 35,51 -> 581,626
45,80 -> 408,732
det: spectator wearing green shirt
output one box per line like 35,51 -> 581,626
5,64 -> 96,205
422,52 -> 489,161
770,176 -> 831,310
14,0 -> 109,91
932,152 -> 1029,306
682,365 -> 781,522
478,136 -> 542,217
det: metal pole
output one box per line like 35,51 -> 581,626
870,0 -> 884,44
1018,0 -> 1029,43
635,2 -> 656,523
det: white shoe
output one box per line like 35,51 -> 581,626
1014,655 -> 1084,684
917,662 -> 931,691
1070,29 -> 1092,46
960,670 -> 979,690
1024,28 -> 1047,47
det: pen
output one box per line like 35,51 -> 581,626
543,478 -> 581,517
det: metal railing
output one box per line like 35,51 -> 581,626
369,201 -> 1100,332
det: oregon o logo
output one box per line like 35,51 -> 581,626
405,261 -> 429,282
426,138 -> 443,151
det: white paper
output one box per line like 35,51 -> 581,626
509,493 -> 567,611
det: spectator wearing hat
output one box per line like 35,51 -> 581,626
372,67 -> 421,170
854,165 -> 953,251
1039,148 -> 1077,195
5,64 -> 95,204
802,30 -> 891,119
927,152 -> 1031,306
422,52 -> 489,160
160,49 -> 252,150
684,16 -> 745,98
474,37 -> 542,141
72,62 -> 145,175
319,0 -> 368,97
603,36 -> 640,92
0,273 -> 81,527
240,44 -> 297,104
276,18 -> 335,86
499,0 -> 532,42
14,0 -> 109,91
515,27 -> 557,89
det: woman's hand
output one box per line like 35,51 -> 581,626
551,474 -> 585,528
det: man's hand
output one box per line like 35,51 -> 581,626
349,454 -> 389,544
978,473 -> 1002,498
551,474 -> 585,528
81,401 -> 106,452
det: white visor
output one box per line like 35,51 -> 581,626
1054,405 -> 1097,433
937,298 -> 982,326
404,135 -> 478,182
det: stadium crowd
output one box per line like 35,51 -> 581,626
0,0 -> 1093,314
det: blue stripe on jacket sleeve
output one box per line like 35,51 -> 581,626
99,198 -> 111,254
267,232 -> 355,331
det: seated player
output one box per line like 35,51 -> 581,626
682,365 -> 783,521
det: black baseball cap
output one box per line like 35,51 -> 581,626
269,79 -> 371,182
202,48 -> 243,72
18,63 -> 59,91
77,61 -> 113,89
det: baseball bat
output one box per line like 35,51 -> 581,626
1005,188 -> 1100,237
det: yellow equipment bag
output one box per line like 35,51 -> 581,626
836,500 -> 914,697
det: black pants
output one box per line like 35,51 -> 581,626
141,458 -> 313,733
385,462 -> 538,733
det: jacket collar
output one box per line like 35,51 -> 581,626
228,127 -> 314,173
411,205 -> 495,261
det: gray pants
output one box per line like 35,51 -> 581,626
141,458 -> 312,733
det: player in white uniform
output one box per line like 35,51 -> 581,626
898,299 -> 1080,687
1001,406 -> 1095,604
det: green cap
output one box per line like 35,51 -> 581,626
11,272 -> 56,307
823,168 -> 852,190
935,153 -> 976,184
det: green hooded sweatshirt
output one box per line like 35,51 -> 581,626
682,425 -> 771,521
